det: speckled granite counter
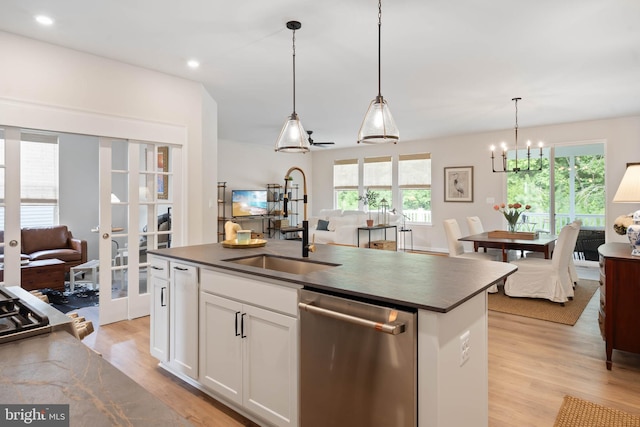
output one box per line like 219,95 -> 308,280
0,331 -> 191,426
149,240 -> 516,312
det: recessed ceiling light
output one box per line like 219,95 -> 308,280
187,60 -> 200,69
35,15 -> 54,26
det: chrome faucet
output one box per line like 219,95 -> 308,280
283,166 -> 315,257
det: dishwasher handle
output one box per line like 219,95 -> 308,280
298,302 -> 406,335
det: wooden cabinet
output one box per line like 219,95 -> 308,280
149,256 -> 170,362
598,243 -> 640,370
199,268 -> 299,427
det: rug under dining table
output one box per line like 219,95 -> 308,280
487,279 -> 599,326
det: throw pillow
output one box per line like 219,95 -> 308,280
317,219 -> 330,231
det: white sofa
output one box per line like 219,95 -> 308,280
309,209 -> 400,247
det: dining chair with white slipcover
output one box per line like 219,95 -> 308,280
525,220 -> 582,287
443,218 -> 501,292
466,216 -> 518,261
503,221 -> 581,304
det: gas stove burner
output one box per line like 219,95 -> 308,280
0,286 -> 51,344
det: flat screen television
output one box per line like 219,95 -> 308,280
231,189 -> 268,217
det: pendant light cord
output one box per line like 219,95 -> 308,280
377,0 -> 382,97
292,27 -> 297,114
513,97 -> 520,164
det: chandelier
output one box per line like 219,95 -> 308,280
491,97 -> 543,173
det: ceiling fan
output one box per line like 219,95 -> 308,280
307,130 -> 335,147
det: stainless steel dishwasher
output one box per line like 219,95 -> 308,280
299,289 -> 417,427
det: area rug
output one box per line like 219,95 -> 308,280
488,279 -> 599,326
43,284 -> 99,314
554,395 -> 640,427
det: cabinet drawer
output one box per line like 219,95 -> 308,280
599,273 -> 605,306
598,310 -> 606,340
149,256 -> 170,279
201,268 -> 299,316
599,255 -> 605,276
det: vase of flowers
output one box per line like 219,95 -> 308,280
494,202 -> 531,233
359,188 -> 379,226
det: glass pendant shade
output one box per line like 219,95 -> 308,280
275,113 -> 309,153
358,95 -> 399,144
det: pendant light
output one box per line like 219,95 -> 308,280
275,21 -> 309,153
358,0 -> 399,144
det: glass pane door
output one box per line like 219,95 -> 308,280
99,138 -> 176,325
506,147 -> 551,232
0,128 -> 22,286
507,142 -> 605,235
553,144 -> 605,231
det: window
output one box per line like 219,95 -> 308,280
332,153 -> 432,224
507,143 -> 604,234
398,153 -> 431,223
333,159 -> 358,210
0,133 -> 59,228
364,156 -> 392,207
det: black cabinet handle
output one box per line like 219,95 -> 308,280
241,313 -> 247,338
160,287 -> 166,307
174,266 -> 188,271
235,311 -> 241,336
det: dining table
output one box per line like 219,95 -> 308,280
459,231 -> 558,262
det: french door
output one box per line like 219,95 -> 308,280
507,142 -> 605,235
98,138 -> 181,325
0,128 -> 22,286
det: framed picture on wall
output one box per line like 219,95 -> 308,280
444,166 -> 473,202
157,146 -> 169,200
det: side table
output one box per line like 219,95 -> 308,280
357,225 -> 398,250
399,228 -> 413,252
70,259 -> 100,292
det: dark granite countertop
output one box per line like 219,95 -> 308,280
149,240 -> 516,313
0,331 -> 191,426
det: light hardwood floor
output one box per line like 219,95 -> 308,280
77,273 -> 640,427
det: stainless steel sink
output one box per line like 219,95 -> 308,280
223,254 -> 340,275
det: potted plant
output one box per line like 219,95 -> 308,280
359,188 -> 379,227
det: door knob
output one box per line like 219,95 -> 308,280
102,233 -> 110,239
9,240 -> 18,247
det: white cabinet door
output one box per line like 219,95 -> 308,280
199,292 -> 243,405
149,256 -> 170,362
150,275 -> 170,362
243,304 -> 298,427
169,262 -> 199,379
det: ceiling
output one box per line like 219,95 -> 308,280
2,0 -> 640,149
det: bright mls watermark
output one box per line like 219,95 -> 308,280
0,405 -> 69,426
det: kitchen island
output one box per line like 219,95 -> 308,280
148,240 -> 516,427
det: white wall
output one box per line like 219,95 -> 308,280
0,31 -> 217,245
311,116 -> 640,252
218,139 -> 313,234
